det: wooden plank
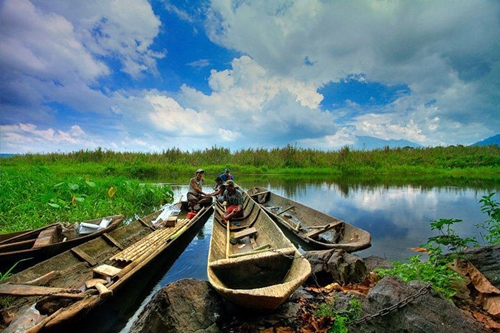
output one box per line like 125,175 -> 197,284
93,264 -> 121,278
95,282 -> 113,298
277,206 -> 294,216
233,227 -> 257,240
85,278 -> 108,289
138,217 -> 153,229
0,284 -> 81,297
32,226 -> 58,248
71,247 -> 97,266
24,271 -> 58,286
304,223 -> 339,238
250,236 -> 258,249
102,232 -> 124,250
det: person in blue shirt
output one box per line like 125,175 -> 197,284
219,168 -> 234,182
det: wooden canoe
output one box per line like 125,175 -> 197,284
0,215 -> 125,273
247,187 -> 371,252
0,202 -> 214,332
207,189 -> 311,312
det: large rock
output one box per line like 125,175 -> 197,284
304,249 -> 368,284
129,278 -> 224,333
352,276 -> 488,333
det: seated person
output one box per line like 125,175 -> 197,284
219,168 -> 234,182
210,176 -> 226,203
221,180 -> 243,223
187,168 -> 212,211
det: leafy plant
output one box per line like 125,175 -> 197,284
423,218 -> 478,262
375,256 -> 463,299
315,297 -> 362,333
476,193 -> 500,244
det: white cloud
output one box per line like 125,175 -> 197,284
205,0 -> 500,146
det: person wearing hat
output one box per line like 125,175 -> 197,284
187,168 -> 212,212
221,180 -> 243,223
219,168 -> 234,182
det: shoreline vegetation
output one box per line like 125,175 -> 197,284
1,145 -> 499,233
1,145 -> 499,180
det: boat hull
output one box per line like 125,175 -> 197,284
207,189 -> 311,312
0,204 -> 213,332
247,187 -> 371,252
0,215 -> 125,273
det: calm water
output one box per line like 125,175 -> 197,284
80,179 -> 499,332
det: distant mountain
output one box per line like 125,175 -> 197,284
470,134 -> 500,147
352,136 -> 423,150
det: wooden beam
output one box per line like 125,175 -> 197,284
233,227 -> 257,240
102,232 -> 124,250
0,284 -> 82,297
71,247 -> 97,266
277,206 -> 294,216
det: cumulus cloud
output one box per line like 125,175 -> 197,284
1,1 -> 498,154
205,0 -> 500,145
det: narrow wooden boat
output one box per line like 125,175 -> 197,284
0,202 -> 213,332
0,215 -> 125,273
247,187 -> 371,252
207,189 -> 311,312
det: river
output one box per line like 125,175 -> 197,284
72,179 -> 500,332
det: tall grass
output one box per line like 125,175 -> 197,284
2,145 -> 499,179
0,167 -> 174,233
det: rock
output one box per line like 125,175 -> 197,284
304,249 -> 368,284
352,276 -> 488,333
363,255 -> 394,271
462,243 -> 500,289
129,278 -> 224,333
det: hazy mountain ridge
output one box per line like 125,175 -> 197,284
470,134 -> 500,147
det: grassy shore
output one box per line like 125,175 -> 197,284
1,145 -> 498,233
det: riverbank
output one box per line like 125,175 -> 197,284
129,246 -> 500,332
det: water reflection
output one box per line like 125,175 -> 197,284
117,179 -> 498,332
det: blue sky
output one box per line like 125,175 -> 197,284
1,0 -> 499,154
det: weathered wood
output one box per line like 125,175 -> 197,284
24,271 -> 58,286
233,227 -> 257,240
93,264 -> 122,278
277,206 -> 294,216
85,278 -> 108,289
462,243 -> 500,289
95,282 -> 112,298
0,284 -> 81,297
102,232 -> 124,250
304,223 -> 339,238
32,226 -> 58,248
71,247 -> 97,266
0,239 -> 36,251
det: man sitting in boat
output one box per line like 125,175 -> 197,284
221,180 -> 243,223
219,168 -> 234,182
187,169 -> 212,211
210,176 -> 226,203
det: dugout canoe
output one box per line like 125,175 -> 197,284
0,202 -> 213,332
207,188 -> 311,312
247,187 -> 371,252
0,215 -> 125,273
